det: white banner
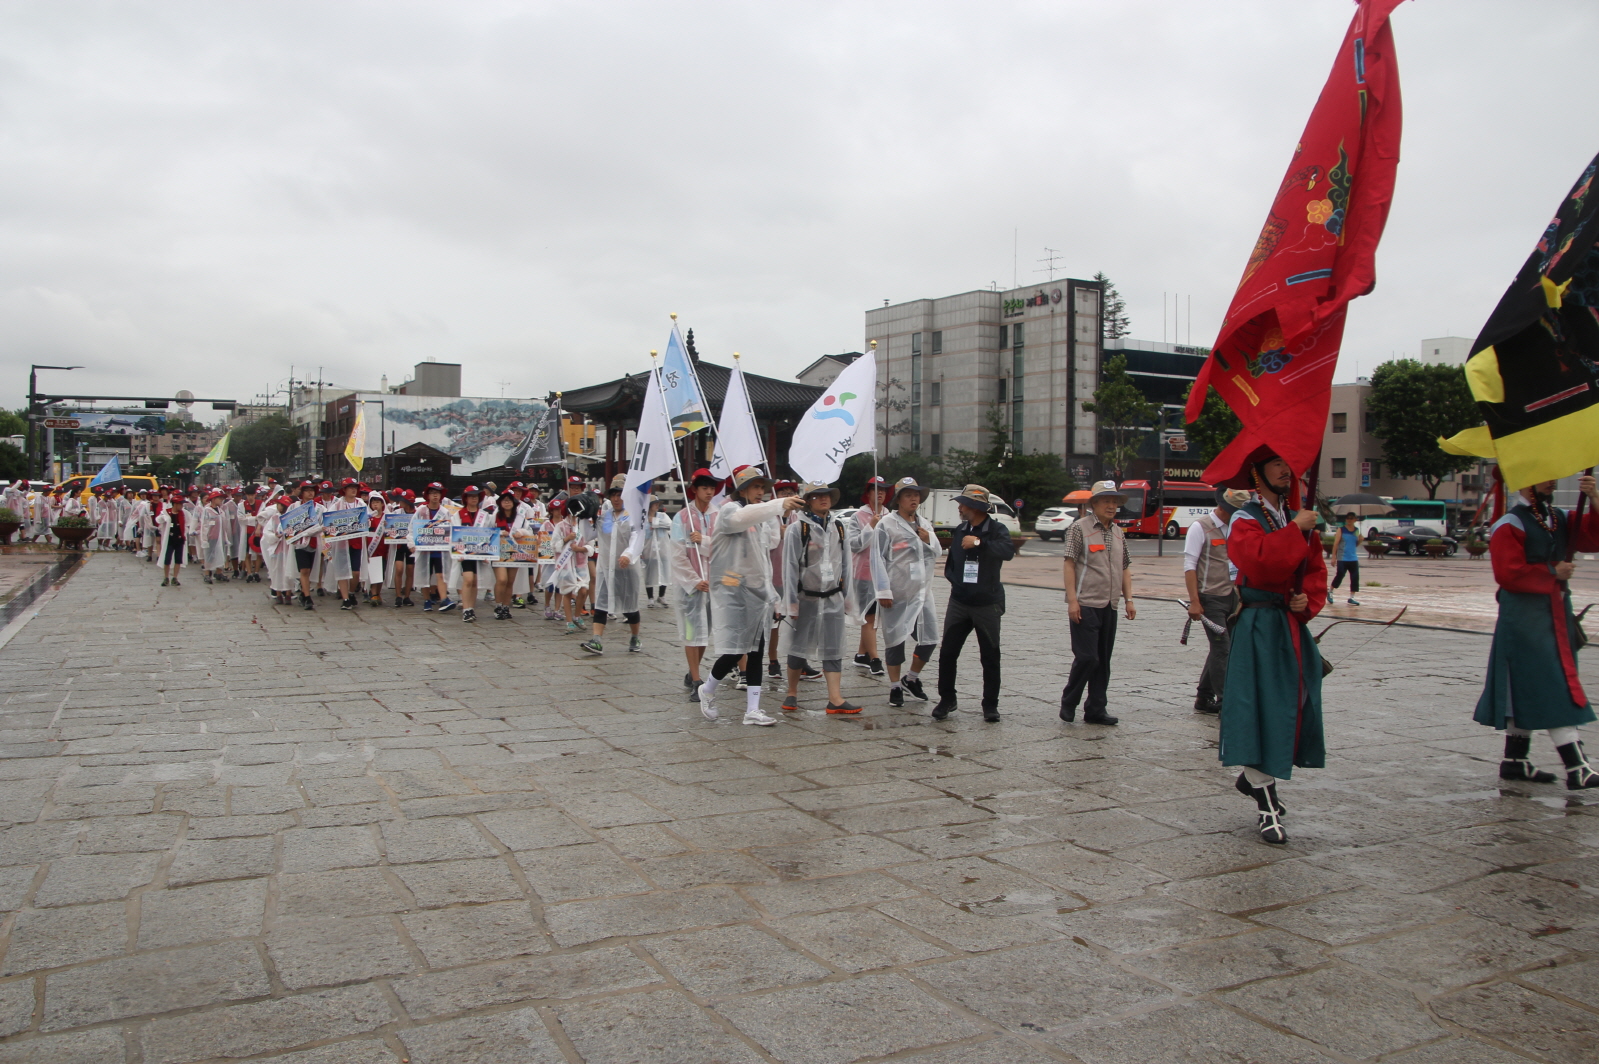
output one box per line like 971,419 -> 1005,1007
788,352 -> 876,483
710,360 -> 765,479
623,365 -> 677,530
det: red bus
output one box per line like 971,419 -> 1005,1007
1114,479 -> 1217,538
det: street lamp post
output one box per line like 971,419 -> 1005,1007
28,364 -> 82,479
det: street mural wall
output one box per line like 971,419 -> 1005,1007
351,394 -> 547,474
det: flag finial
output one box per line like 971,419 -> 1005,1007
733,351 -> 740,361
650,350 -> 657,357
870,340 -> 877,349
670,312 -> 677,321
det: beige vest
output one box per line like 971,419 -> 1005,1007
1194,511 -> 1235,599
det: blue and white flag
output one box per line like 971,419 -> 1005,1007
658,321 -> 711,440
88,454 -> 122,487
789,351 -> 876,483
622,365 -> 677,532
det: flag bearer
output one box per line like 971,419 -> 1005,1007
1218,449 -> 1327,846
1476,473 -> 1599,789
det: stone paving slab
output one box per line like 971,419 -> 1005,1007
0,552 -> 1594,1062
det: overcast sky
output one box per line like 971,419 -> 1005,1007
2,0 -> 1596,411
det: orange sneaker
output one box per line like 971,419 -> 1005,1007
825,701 -> 863,714
781,696 -> 800,712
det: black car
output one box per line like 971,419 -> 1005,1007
1373,526 -> 1458,556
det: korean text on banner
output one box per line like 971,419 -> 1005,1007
658,322 -> 711,439
450,525 -> 500,562
789,349 -> 876,484
321,508 -> 368,543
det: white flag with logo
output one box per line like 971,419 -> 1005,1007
788,353 -> 876,483
710,361 -> 765,479
623,366 -> 676,529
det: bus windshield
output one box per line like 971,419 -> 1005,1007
1119,489 -> 1146,520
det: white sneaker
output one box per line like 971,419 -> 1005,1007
700,690 -> 719,722
743,708 -> 778,726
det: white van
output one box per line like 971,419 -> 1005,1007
921,489 -> 1021,535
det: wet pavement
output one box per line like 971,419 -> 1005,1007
0,551 -> 1594,1063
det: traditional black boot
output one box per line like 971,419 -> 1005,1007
1557,740 -> 1599,790
1237,776 -> 1287,844
1235,771 -> 1285,817
1500,734 -> 1557,783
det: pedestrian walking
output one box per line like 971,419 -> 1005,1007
850,477 -> 891,676
669,469 -> 721,699
870,477 -> 941,708
1059,480 -> 1136,726
698,465 -> 804,726
932,484 -> 1014,722
1475,473 -> 1599,789
1217,449 -> 1327,846
779,481 -> 867,715
581,474 -> 643,655
1184,488 -> 1250,714
1329,511 -> 1362,605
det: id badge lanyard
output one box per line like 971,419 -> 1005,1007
962,527 -> 980,583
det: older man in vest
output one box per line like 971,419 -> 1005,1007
1059,480 -> 1136,726
1184,488 -> 1251,714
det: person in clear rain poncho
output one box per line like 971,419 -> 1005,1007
580,474 -> 643,656
871,477 -> 943,708
670,469 -> 721,701
780,481 -> 872,715
699,465 -> 804,726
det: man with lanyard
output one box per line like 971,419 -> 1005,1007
932,484 -> 1014,722
1060,481 -> 1137,726
700,465 -> 804,726
1184,488 -> 1251,715
670,469 -> 721,701
872,477 -> 942,708
1474,472 -> 1599,789
779,481 -> 868,715
580,474 -> 643,655
1218,449 -> 1327,845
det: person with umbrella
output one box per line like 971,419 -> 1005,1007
1327,492 -> 1392,606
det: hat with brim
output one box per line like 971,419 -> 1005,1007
607,472 -> 628,496
798,481 -> 840,503
891,476 -> 926,502
1217,488 -> 1252,514
730,465 -> 771,494
1088,480 -> 1128,503
953,483 -> 993,513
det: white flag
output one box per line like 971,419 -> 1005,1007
623,366 -> 676,529
710,361 -> 765,479
788,352 -> 876,483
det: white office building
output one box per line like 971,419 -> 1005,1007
864,278 -> 1104,474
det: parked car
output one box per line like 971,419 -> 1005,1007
1374,526 -> 1458,556
1034,507 -> 1073,541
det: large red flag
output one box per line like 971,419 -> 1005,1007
1187,0 -> 1404,486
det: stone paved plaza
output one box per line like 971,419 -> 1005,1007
0,551 -> 1596,1063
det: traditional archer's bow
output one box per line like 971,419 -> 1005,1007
1314,605 -> 1407,669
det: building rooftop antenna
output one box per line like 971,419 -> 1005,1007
495,379 -> 511,398
1035,247 -> 1064,281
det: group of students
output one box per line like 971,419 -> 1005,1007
1,479 -> 158,550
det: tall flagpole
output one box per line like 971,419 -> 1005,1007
648,349 -> 707,580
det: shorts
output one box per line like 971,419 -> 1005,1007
295,548 -> 316,571
392,545 -> 411,563
162,535 -> 186,565
460,560 -> 478,574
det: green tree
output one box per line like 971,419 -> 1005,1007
0,408 -> 27,438
1094,272 -> 1130,339
979,409 -> 1076,519
1365,359 -> 1482,499
1181,380 -> 1243,465
1082,353 -> 1157,479
0,443 -> 25,482
228,413 -> 297,482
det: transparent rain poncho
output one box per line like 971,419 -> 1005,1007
593,504 -> 641,615
709,497 -> 789,656
869,509 -> 944,651
669,503 -> 717,648
782,510 -> 870,664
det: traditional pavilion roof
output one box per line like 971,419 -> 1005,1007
555,359 -> 822,422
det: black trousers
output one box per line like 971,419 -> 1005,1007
1196,590 -> 1237,700
1331,560 -> 1359,594
1061,603 -> 1118,714
593,609 -> 640,626
937,599 -> 1003,710
162,534 -> 186,565
711,634 -> 764,687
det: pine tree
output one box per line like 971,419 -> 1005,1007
1094,272 -> 1130,339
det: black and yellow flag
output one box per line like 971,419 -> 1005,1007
1442,152 -> 1599,488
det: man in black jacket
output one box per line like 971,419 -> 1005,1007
933,484 -> 1015,722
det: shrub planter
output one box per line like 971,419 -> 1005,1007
1466,542 -> 1488,559
1363,541 -> 1390,560
1423,543 -> 1450,558
0,521 -> 19,545
52,525 -> 94,551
